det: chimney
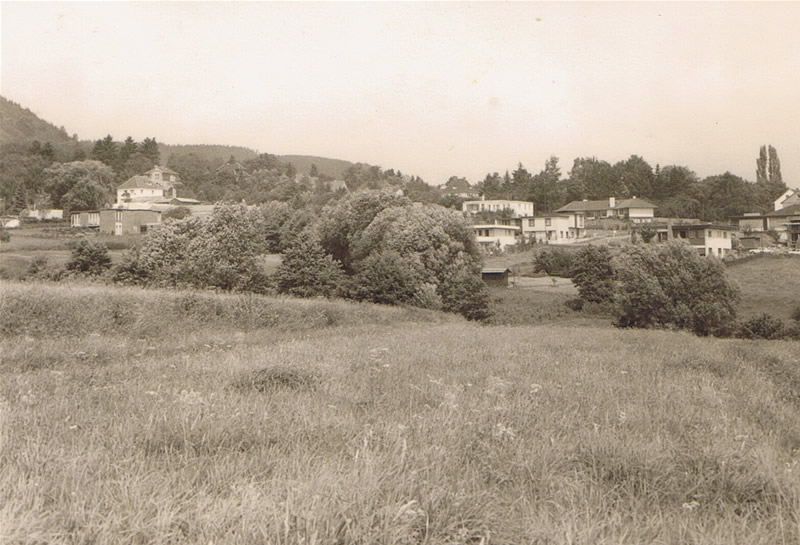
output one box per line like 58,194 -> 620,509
609,197 -> 616,208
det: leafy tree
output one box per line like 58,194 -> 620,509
528,156 -> 562,212
768,145 -> 782,184
756,145 -> 768,184
113,203 -> 270,292
571,246 -> 615,303
652,165 -> 698,202
479,172 -> 504,199
66,238 -> 112,275
316,190 -> 411,271
615,241 -> 739,336
614,155 -> 654,199
533,247 -> 576,276
43,160 -> 114,213
274,231 -> 345,298
309,163 -> 319,177
567,157 -> 620,200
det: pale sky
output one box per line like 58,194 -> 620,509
2,2 -> 799,188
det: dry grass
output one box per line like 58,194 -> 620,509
2,282 -> 800,544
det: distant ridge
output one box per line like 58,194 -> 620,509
0,95 -> 75,146
1,95 -> 367,179
277,155 -> 356,178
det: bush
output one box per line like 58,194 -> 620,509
66,238 -> 112,275
112,203 -> 271,292
615,241 -> 739,336
791,305 -> 800,323
162,206 -> 191,220
571,245 -> 615,303
736,314 -> 800,340
278,192 -> 490,320
533,247 -> 576,277
0,226 -> 10,243
274,231 -> 345,298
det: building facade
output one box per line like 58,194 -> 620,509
463,199 -> 534,217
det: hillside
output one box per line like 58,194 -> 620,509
0,95 -> 75,147
278,154 -> 356,178
158,143 -> 260,165
1,281 -> 798,544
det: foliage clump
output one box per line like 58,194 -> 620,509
614,242 -> 739,336
736,314 -> 800,341
66,238 -> 112,275
274,231 -> 344,298
533,247 -> 576,277
114,202 -> 270,292
570,245 -> 615,303
277,190 -> 490,320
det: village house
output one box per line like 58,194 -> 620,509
556,197 -> 656,223
462,199 -> 534,217
471,224 -> 520,250
732,204 -> 800,247
774,188 -> 800,211
517,212 -> 585,243
637,222 -> 735,258
116,165 -> 189,206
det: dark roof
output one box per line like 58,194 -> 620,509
765,204 -> 800,217
556,197 -> 656,212
118,176 -> 162,190
481,268 -> 512,274
671,223 -> 737,231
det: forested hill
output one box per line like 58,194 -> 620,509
158,144 -> 259,165
277,155 -> 356,178
0,96 -> 75,147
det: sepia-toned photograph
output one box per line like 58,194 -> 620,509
1,2 -> 799,543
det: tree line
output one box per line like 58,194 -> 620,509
467,149 -> 788,221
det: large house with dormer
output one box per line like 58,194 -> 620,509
116,166 -> 182,206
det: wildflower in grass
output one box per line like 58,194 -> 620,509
682,501 -> 700,511
494,423 -> 517,440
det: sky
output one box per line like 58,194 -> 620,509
2,2 -> 799,189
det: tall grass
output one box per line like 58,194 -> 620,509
1,283 -> 799,544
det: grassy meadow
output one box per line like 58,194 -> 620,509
726,255 -> 800,321
2,281 -> 800,544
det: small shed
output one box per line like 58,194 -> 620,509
481,267 -> 513,288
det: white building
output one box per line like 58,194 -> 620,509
471,224 -> 520,250
463,199 -> 534,217
556,197 -> 656,223
671,224 -> 735,258
519,213 -> 585,243
116,166 -> 181,207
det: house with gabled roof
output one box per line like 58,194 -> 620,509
116,165 -> 181,206
774,188 -> 800,211
732,203 -> 800,247
556,197 -> 656,223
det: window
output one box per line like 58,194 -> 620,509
545,218 -> 551,226
528,219 -> 535,227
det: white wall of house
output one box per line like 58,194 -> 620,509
472,225 -> 520,249
117,187 -> 164,203
627,207 -> 655,221
463,200 -> 534,217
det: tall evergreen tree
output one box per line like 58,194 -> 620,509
140,138 -> 160,165
91,135 -> 118,166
